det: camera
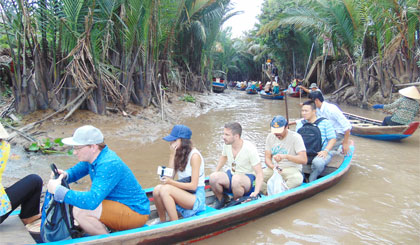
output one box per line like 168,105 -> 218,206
157,166 -> 174,178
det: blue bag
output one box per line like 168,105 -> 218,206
40,165 -> 78,242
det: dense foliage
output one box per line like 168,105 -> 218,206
0,0 -> 240,114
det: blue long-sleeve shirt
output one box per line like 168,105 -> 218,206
55,146 -> 150,215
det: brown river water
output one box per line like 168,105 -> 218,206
3,89 -> 420,244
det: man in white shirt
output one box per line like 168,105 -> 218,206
309,91 -> 352,156
209,122 -> 263,209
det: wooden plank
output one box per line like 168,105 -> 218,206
0,215 -> 35,244
303,154 -> 344,177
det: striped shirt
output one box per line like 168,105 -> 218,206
296,118 -> 336,150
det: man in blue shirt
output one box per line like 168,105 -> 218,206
296,101 -> 336,182
47,125 -> 150,235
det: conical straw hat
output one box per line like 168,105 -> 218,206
0,123 -> 9,139
399,86 -> 420,100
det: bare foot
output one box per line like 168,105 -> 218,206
22,213 -> 41,225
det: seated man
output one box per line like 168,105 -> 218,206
47,125 -> 150,235
209,122 -> 263,209
263,116 -> 307,189
264,82 -> 272,93
299,83 -> 323,95
309,91 -> 352,155
296,101 -> 336,182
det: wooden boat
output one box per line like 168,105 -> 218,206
288,90 -> 305,97
344,112 -> 420,141
211,71 -> 226,93
3,146 -> 353,244
212,81 -> 225,93
259,90 -> 284,100
246,88 -> 257,94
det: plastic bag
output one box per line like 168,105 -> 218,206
267,170 -> 289,196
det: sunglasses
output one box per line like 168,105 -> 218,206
73,145 -> 89,151
232,161 -> 236,172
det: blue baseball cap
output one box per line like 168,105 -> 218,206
271,116 -> 287,134
163,125 -> 192,141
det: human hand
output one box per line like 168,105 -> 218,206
372,104 -> 384,109
50,169 -> 67,179
317,150 -> 329,159
169,141 -> 179,155
342,142 -> 350,156
47,174 -> 64,194
274,154 -> 287,162
249,191 -> 259,198
160,176 -> 173,185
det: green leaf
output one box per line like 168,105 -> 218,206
28,143 -> 40,151
54,138 -> 64,146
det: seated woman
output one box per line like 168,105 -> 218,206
153,125 -> 206,222
0,123 -> 43,225
373,86 -> 420,126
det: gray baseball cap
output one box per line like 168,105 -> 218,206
309,83 -> 318,89
62,125 -> 104,146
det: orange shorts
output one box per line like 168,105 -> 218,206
99,200 -> 149,231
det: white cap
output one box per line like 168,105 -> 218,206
62,125 -> 104,146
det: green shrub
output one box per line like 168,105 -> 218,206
180,94 -> 196,103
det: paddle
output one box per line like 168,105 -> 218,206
285,90 -> 289,124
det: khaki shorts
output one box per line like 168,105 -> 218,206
100,200 -> 148,231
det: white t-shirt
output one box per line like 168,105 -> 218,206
222,140 -> 260,175
265,130 -> 306,171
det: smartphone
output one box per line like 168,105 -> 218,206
157,166 -> 174,178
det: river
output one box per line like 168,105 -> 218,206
4,89 -> 420,244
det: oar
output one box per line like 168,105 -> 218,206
299,86 -> 302,104
285,90 -> 289,124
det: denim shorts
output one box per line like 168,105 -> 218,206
175,186 -> 206,218
225,170 -> 256,196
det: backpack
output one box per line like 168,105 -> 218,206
40,169 -> 79,242
297,118 -> 325,163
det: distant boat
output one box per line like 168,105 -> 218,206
211,70 -> 227,93
212,81 -> 225,93
288,90 -> 305,97
246,88 -> 258,94
259,91 -> 284,100
228,81 -> 237,88
344,112 -> 420,141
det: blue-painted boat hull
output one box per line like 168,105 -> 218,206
13,147 -> 354,244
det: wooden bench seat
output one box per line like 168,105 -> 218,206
302,154 -> 344,177
0,215 -> 36,244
